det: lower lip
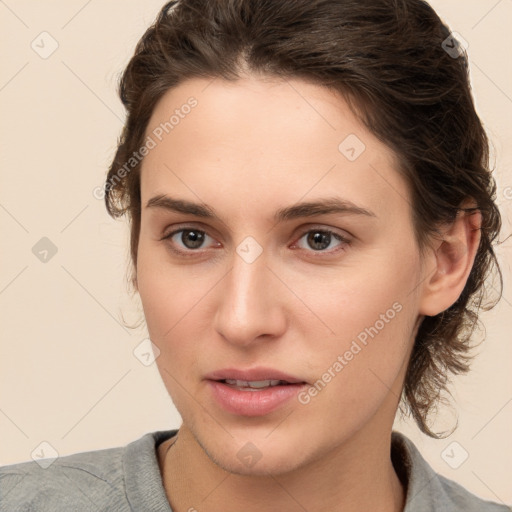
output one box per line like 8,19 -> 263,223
207,380 -> 307,417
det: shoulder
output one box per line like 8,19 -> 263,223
0,444 -> 128,512
0,430 -> 176,512
392,431 -> 511,512
436,473 -> 510,512
0,430 -> 177,512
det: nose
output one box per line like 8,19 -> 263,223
213,247 -> 287,347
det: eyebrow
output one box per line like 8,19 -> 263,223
145,194 -> 377,222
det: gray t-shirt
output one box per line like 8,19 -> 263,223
0,429 -> 509,511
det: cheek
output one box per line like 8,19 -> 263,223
290,238 -> 420,346
292,248 -> 420,420
136,246 -> 205,406
137,238 -> 196,332
136,239 -> 219,365
296,303 -> 414,444
137,223 -> 421,381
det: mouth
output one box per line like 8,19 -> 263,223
204,367 -> 307,385
218,378 -> 301,391
204,367 -> 308,416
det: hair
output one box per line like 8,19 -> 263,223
105,0 -> 502,437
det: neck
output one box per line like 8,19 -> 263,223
158,424 -> 405,512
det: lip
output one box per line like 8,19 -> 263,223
204,367 -> 308,417
204,367 -> 307,384
207,380 -> 307,416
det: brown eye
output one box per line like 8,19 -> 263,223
162,228 -> 215,253
178,229 -> 206,249
295,229 -> 350,253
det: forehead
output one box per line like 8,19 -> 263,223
140,76 -> 410,223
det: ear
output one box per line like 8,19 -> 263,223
419,204 -> 482,316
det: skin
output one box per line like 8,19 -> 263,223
135,75 -> 481,512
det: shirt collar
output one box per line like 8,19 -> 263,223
392,431 -> 443,511
124,429 -> 444,512
124,429 -> 177,512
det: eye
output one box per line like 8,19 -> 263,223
292,228 -> 350,254
161,225 -> 351,256
161,227 -> 219,254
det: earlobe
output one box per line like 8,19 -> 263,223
419,207 -> 482,317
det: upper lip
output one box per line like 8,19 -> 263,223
204,367 -> 306,384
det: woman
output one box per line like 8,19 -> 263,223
0,0 -> 508,510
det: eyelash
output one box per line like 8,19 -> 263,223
160,225 -> 351,257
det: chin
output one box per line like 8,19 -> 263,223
192,424 -> 316,477
209,445 -> 306,477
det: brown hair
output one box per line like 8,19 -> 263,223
105,0 -> 502,437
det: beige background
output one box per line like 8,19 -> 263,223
1,0 -> 511,505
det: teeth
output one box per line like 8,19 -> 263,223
224,379 -> 283,389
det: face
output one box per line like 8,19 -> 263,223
137,75 -> 426,475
